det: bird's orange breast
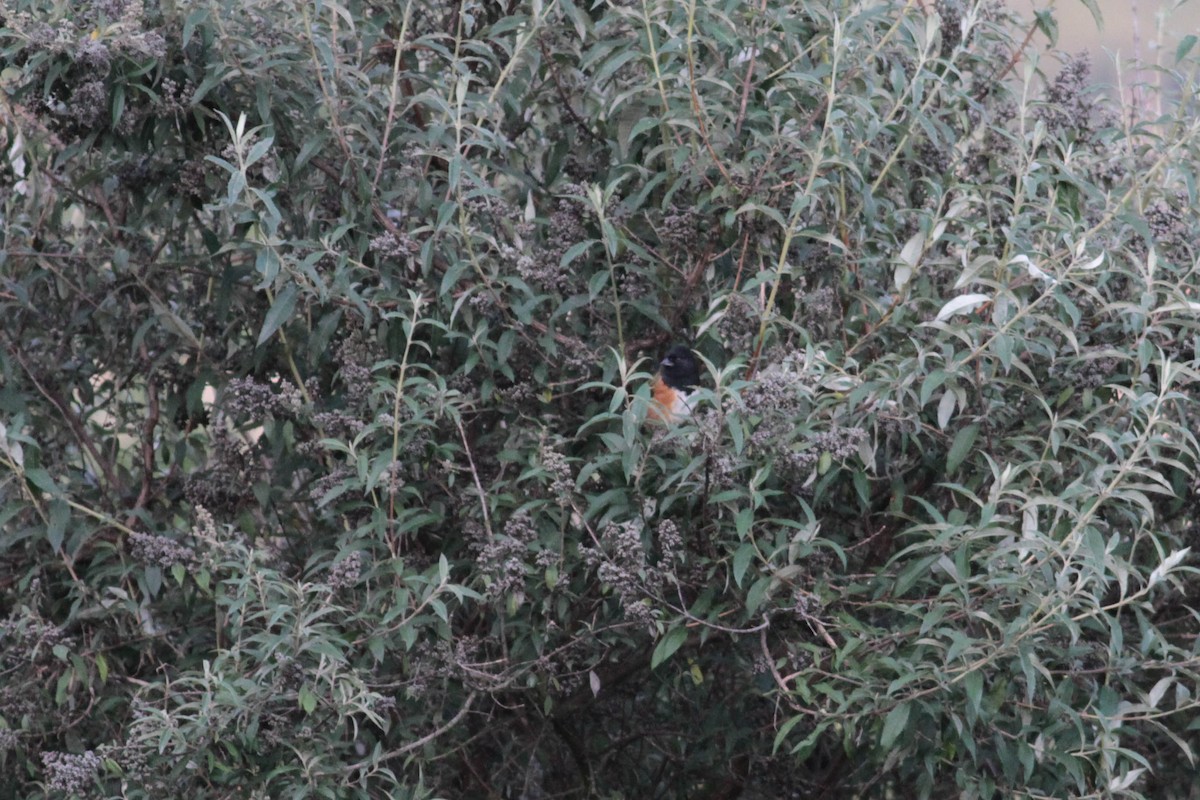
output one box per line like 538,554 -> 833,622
649,376 -> 688,423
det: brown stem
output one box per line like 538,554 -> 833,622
127,345 -> 160,528
733,0 -> 770,138
5,340 -> 121,495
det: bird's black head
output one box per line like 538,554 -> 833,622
660,345 -> 699,391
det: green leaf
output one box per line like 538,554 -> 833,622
150,298 -> 203,348
1178,35 -> 1198,62
735,507 -> 753,539
111,83 -> 126,128
182,8 -> 208,47
560,239 -> 597,270
963,669 -> 983,720
727,413 -> 746,455
734,201 -> 787,230
587,268 -> 611,300
1033,10 -> 1058,46
880,702 -> 911,748
253,247 -> 280,288
46,499 -> 68,551
24,467 -> 59,497
258,283 -> 298,345
1074,0 -> 1103,30
440,257 -> 470,296
745,575 -> 772,614
783,719 -> 831,757
650,626 -> 688,670
733,542 -> 755,586
245,136 -> 275,168
945,423 -> 979,475
191,66 -> 233,105
299,684 -> 318,714
144,565 -> 162,597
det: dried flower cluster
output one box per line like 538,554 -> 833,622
1037,55 -> 1115,144
520,184 -> 589,294
476,510 -> 538,602
129,531 -> 196,570
328,551 -> 364,591
369,230 -> 420,269
580,517 -> 682,629
539,444 -> 575,504
183,418 -> 259,513
0,608 -> 74,666
41,749 -> 101,794
222,376 -> 304,421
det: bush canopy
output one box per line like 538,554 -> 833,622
4,0 -> 1200,798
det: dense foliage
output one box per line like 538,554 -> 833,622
4,0 -> 1200,797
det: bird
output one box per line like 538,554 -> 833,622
649,344 -> 700,423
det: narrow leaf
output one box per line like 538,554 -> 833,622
150,298 -> 203,348
47,499 -> 69,551
1148,548 -> 1190,588
1148,676 -> 1173,709
946,423 -> 980,475
880,702 -> 911,748
936,293 -> 990,322
651,626 -> 688,670
1178,35 -> 1198,62
937,391 -> 956,430
899,229 -> 925,268
299,684 -> 317,714
733,542 -> 755,586
964,670 -> 983,717
258,283 -> 298,345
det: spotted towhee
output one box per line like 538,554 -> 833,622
649,344 -> 700,423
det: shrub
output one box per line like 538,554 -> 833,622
2,0 -> 1200,797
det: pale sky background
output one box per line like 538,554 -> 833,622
1015,0 -> 1200,84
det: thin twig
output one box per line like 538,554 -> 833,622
357,692 -> 477,766
733,0 -> 769,137
455,414 -> 494,539
128,346 -> 159,527
372,6 -> 414,194
5,341 -> 121,493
